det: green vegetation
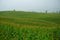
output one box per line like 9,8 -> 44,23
0,11 -> 60,40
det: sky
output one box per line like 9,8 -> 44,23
0,0 -> 60,12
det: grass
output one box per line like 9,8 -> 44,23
0,11 -> 60,40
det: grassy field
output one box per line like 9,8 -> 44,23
0,11 -> 60,40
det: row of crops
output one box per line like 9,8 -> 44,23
0,23 -> 60,40
0,11 -> 60,40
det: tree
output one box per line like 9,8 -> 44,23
13,9 -> 15,11
45,10 -> 47,14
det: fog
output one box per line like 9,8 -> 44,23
0,0 -> 60,12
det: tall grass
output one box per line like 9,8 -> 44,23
0,22 -> 60,40
0,11 -> 60,40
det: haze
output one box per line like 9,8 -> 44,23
0,0 -> 60,12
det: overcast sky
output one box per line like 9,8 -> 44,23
0,0 -> 60,12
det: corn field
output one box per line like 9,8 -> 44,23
0,11 -> 60,40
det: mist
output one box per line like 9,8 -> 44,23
0,0 -> 60,12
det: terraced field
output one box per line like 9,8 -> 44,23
0,11 -> 60,40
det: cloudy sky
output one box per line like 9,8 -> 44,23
0,0 -> 60,12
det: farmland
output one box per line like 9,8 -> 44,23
0,11 -> 60,40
